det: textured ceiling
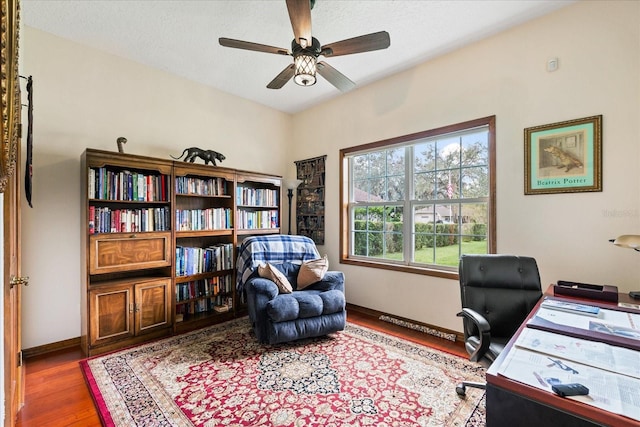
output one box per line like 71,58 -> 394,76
21,0 -> 574,114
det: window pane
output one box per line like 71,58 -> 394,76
387,175 -> 404,200
387,147 -> 405,175
371,178 -> 386,200
369,152 -> 386,177
436,171 -> 459,200
414,142 -> 436,172
460,202 -> 488,256
434,244 -> 460,267
383,206 -> 403,260
383,232 -> 403,261
353,231 -> 368,256
461,131 -> 488,167
437,136 -> 461,168
461,166 -> 488,198
434,203 -> 458,226
352,154 -> 368,180
415,172 -> 436,200
353,206 -> 368,222
413,238 -> 435,264
460,203 -> 488,236
353,179 -> 369,202
414,204 -> 436,224
413,204 -> 435,264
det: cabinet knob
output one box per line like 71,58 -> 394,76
130,234 -> 137,238
10,276 -> 29,288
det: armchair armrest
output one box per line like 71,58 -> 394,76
301,271 -> 345,292
457,307 -> 491,363
246,277 -> 279,300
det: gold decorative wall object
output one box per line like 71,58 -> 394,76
0,0 -> 21,193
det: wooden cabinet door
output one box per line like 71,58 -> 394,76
89,285 -> 134,347
89,232 -> 171,275
135,279 -> 171,335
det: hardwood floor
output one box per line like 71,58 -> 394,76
16,311 -> 466,426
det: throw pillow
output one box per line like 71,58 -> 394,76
297,255 -> 329,289
258,263 -> 293,294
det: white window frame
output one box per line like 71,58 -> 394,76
339,116 -> 496,279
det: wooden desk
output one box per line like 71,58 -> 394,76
485,287 -> 639,427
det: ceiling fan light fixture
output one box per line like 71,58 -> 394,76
293,53 -> 317,86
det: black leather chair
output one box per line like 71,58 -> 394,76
455,254 -> 543,396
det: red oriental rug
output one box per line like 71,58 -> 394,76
80,318 -> 485,426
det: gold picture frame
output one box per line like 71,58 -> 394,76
0,0 -> 21,193
524,115 -> 602,195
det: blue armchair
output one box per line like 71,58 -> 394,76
236,235 -> 346,344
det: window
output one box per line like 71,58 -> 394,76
340,116 -> 496,279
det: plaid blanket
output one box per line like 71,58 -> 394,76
236,235 -> 320,293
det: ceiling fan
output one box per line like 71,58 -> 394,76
219,0 -> 390,92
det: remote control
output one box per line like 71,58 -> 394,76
552,383 -> 589,397
629,291 -> 640,300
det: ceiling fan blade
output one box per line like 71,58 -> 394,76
321,31 -> 390,57
286,0 -> 312,48
317,61 -> 355,92
267,64 -> 295,89
219,38 -> 290,56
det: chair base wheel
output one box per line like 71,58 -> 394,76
456,384 -> 466,396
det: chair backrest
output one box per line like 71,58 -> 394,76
459,254 -> 543,342
236,235 -> 320,293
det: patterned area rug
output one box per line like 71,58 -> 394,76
81,318 -> 486,426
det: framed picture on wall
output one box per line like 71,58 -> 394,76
524,115 -> 602,195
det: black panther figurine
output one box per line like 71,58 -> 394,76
171,147 -> 226,166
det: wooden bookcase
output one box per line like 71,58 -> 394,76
236,170 -> 282,237
81,149 -> 174,356
173,163 -> 236,332
81,149 -> 282,355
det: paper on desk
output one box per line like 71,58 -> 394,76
497,346 -> 640,421
515,328 -> 640,379
535,305 -> 640,331
532,306 -> 640,344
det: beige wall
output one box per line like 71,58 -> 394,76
21,0 -> 640,348
291,0 -> 640,332
21,28 -> 292,348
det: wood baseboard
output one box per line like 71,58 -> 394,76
22,306 -> 463,359
22,337 -> 81,360
346,303 -> 464,342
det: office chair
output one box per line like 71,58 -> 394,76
456,254 -> 543,396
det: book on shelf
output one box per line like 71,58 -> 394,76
88,206 -> 170,234
176,176 -> 227,196
236,186 -> 278,207
89,167 -> 168,201
175,207 -> 232,231
175,245 -> 234,276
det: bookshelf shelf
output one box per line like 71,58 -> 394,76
175,269 -> 234,283
81,148 -> 282,355
237,228 -> 281,235
175,229 -> 233,238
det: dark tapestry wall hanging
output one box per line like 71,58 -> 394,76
295,155 -> 326,245
24,75 -> 33,207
